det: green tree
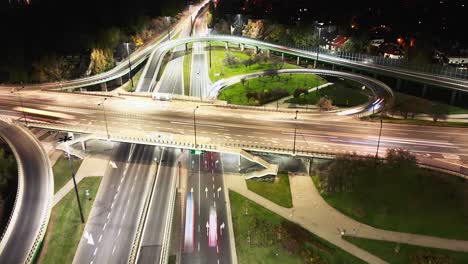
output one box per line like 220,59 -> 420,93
90,48 -> 115,75
430,104 -> 449,122
0,147 -> 16,201
32,54 -> 74,83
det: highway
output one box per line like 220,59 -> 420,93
73,144 -> 160,264
137,148 -> 178,264
181,151 -> 231,264
190,10 -> 211,99
0,119 -> 53,263
0,90 -> 467,168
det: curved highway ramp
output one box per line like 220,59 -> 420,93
0,119 -> 54,263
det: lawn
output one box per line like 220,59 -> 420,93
219,73 -> 326,106
39,177 -> 102,264
230,191 -> 365,264
52,154 -> 83,194
183,51 -> 192,96
209,49 -> 301,82
246,172 -> 293,208
122,68 -> 143,92
344,236 -> 468,264
287,78 -> 370,107
313,160 -> 468,240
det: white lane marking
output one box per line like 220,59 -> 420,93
102,223 -> 107,231
107,212 -> 111,220
98,234 -> 102,243
93,248 -> 98,256
118,228 -> 122,236
112,245 -> 116,255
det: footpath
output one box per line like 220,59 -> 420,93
226,173 -> 468,264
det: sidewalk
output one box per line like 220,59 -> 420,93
226,173 -> 468,264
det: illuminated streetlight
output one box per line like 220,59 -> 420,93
314,22 -> 324,69
97,98 -> 110,140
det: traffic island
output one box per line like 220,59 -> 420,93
245,172 -> 293,208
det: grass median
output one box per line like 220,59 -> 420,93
246,172 -> 293,208
183,51 -> 192,96
122,68 -> 143,92
230,190 -> 365,264
39,177 -> 102,264
344,236 -> 468,264
52,154 -> 83,194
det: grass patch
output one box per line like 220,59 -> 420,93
52,154 -> 83,194
39,177 -> 102,264
313,156 -> 468,240
344,236 -> 468,264
246,172 -> 293,208
219,73 -> 326,105
287,78 -> 370,107
363,116 -> 468,127
209,49 -> 301,82
230,191 -> 365,264
122,68 -> 143,92
183,51 -> 192,96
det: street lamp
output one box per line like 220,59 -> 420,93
375,119 -> 383,160
10,86 -> 28,126
314,22 -> 324,69
59,135 -> 85,223
166,17 -> 171,40
97,98 -> 110,140
193,106 -> 199,148
293,110 -> 299,155
124,43 -> 134,91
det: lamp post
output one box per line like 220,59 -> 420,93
375,119 -> 383,160
59,135 -> 85,223
166,17 -> 171,40
193,106 -> 199,148
125,43 -> 134,91
293,110 -> 298,155
97,98 -> 110,140
10,86 -> 28,126
314,22 -> 324,69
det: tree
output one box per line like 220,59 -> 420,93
32,54 -> 74,83
0,147 -> 16,202
293,88 -> 308,98
386,149 -> 417,168
223,52 -> 239,66
317,97 -> 333,111
90,48 -> 115,75
430,104 -> 449,122
214,19 -> 230,34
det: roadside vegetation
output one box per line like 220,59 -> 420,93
219,73 -> 326,105
0,143 -> 18,235
312,149 -> 468,240
287,78 -> 370,107
183,51 -> 192,96
209,49 -> 300,82
344,236 -> 468,264
52,154 -> 83,194
122,68 -> 144,92
230,191 -> 365,264
246,172 -> 293,208
38,177 -> 102,264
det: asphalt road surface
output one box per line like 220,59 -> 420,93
181,151 -> 231,264
74,143 -> 159,264
137,148 -> 178,264
0,120 -> 53,263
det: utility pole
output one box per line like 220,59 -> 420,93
293,110 -> 298,155
375,119 -> 383,160
125,43 -> 134,91
98,98 -> 110,140
59,135 -> 85,223
193,106 -> 199,148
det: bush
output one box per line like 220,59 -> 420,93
223,52 -> 239,66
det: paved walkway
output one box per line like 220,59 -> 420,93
264,82 -> 334,109
226,173 -> 468,264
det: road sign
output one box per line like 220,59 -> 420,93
190,149 -> 205,155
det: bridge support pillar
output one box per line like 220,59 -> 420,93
297,56 -> 300,65
185,43 -> 188,51
116,76 -> 123,86
422,84 -> 428,97
332,64 -> 335,70
225,42 -> 229,50
450,90 -> 457,105
396,78 -> 401,90
281,53 -> 284,61
100,82 -> 108,92
240,44 -> 245,51
266,49 -> 270,58
81,140 -> 86,153
254,46 -> 259,54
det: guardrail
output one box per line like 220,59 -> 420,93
159,162 -> 178,264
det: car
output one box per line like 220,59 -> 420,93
208,206 -> 217,247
